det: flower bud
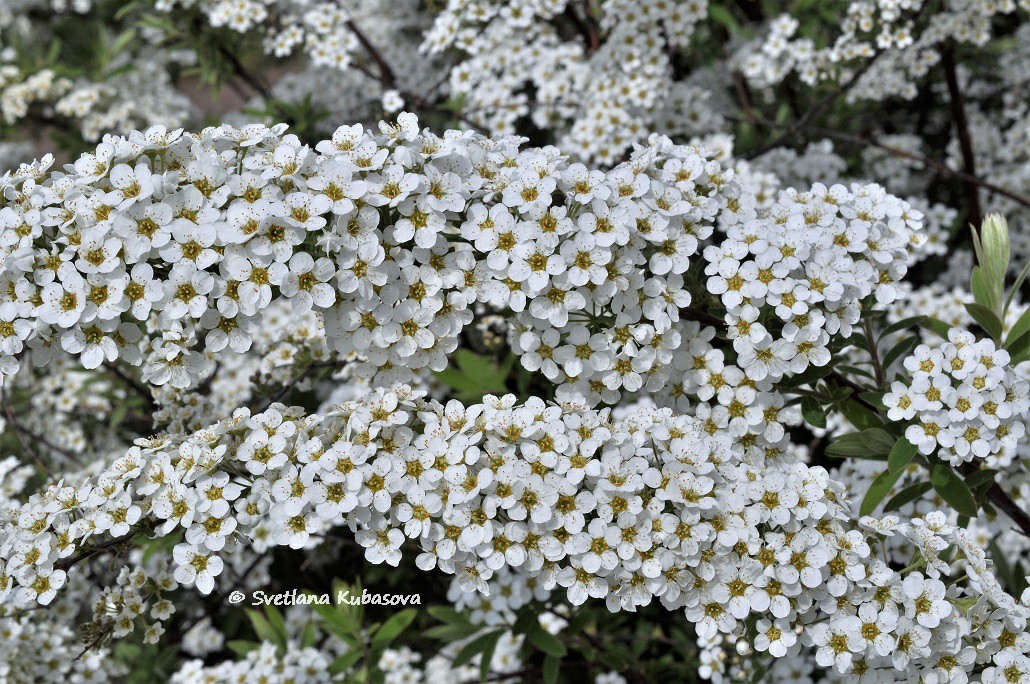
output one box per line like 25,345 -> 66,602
980,213 -> 1010,287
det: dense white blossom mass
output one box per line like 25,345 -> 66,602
0,1 -> 1028,683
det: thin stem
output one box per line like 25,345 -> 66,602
956,460 -> 1030,539
941,44 -> 982,227
745,55 -> 880,161
103,361 -> 157,413
1,387 -> 52,478
345,19 -> 396,89
864,317 -> 885,389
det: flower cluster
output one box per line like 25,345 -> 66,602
0,115 -> 744,406
2,387 -> 1027,681
885,329 -> 1028,467
702,181 -> 923,383
424,0 -> 713,164
741,2 -> 1023,102
0,48 -> 191,142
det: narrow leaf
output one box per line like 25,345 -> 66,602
524,620 -> 567,658
887,438 -> 918,474
543,655 -> 561,684
930,463 -> 979,517
881,315 -> 925,338
453,630 -> 503,669
883,482 -> 933,512
800,396 -> 826,428
371,609 -> 417,650
964,303 -> 1003,342
860,468 -> 904,516
1005,308 -> 1030,349
919,318 -> 953,340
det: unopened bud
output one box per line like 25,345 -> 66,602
980,213 -> 1010,285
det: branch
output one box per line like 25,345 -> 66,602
217,46 -> 272,100
55,529 -> 140,571
940,44 -> 982,227
745,55 -> 880,160
345,19 -> 396,90
728,116 -> 1030,209
1,388 -> 52,478
956,461 -> 1030,538
103,360 -> 157,413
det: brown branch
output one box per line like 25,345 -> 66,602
728,115 -> 1030,209
345,19 -> 396,90
2,388 -> 52,478
55,530 -> 140,571
745,54 -> 880,161
940,44 -> 982,227
956,461 -> 1030,538
103,361 -> 157,413
217,46 -> 272,100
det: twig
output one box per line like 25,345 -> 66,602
863,317 -> 885,389
103,361 -> 157,412
1,388 -> 52,478
345,19 -> 396,89
956,461 -> 1030,539
727,116 -> 1030,209
252,360 -> 344,414
56,530 -> 140,571
940,44 -> 982,226
218,46 -> 272,100
745,55 -> 879,160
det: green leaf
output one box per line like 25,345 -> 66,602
371,609 -> 417,650
246,608 -> 285,648
860,467 -> 905,516
839,399 -> 882,431
427,606 -> 469,624
1002,260 -> 1029,320
825,429 -> 894,459
971,266 -> 997,313
434,350 -> 510,401
264,605 -> 288,641
778,364 -> 834,387
964,468 -> 998,497
990,539 -> 1013,589
423,622 -> 482,641
453,630 -> 503,669
328,649 -> 364,675
881,315 -> 926,338
523,619 -> 568,658
887,438 -> 919,474
800,396 -> 826,428
708,5 -> 741,32
542,655 -> 561,684
859,391 -> 888,410
964,303 -> 1003,342
300,621 -> 317,649
930,463 -> 979,517
312,601 -> 359,644
919,318 -> 953,340
227,640 -> 260,657
882,334 -> 919,372
1010,334 -> 1030,365
455,349 -> 499,378
480,629 -> 500,682
1005,308 -> 1030,349
883,482 -> 933,512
